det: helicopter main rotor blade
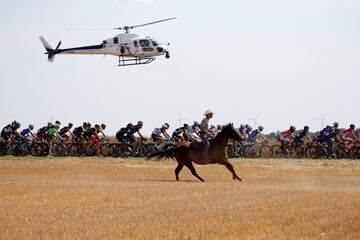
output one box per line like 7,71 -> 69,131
130,17 -> 176,29
67,27 -> 114,31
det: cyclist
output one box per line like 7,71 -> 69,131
279,126 -> 296,148
211,124 -> 223,137
244,125 -> 252,140
116,123 -> 133,143
20,124 -> 37,140
185,121 -> 201,142
1,121 -> 22,142
127,121 -> 146,144
151,123 -> 171,145
58,123 -> 75,141
248,126 -> 267,143
172,124 -> 189,143
342,124 -> 359,145
46,122 -> 63,142
294,126 -> 312,147
72,122 -> 88,142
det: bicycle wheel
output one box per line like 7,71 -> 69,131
227,145 -> 235,158
0,141 -> 7,156
350,146 -> 360,159
271,145 -> 283,158
259,145 -> 272,158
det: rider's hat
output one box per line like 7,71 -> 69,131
203,110 -> 214,116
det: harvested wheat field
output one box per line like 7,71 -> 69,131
0,157 -> 359,240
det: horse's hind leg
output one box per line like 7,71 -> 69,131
175,163 -> 184,181
185,162 -> 205,182
219,159 -> 242,181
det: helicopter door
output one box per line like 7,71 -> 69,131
133,41 -> 140,55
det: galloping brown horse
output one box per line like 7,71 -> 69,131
148,124 -> 242,182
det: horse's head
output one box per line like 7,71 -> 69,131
218,123 -> 241,141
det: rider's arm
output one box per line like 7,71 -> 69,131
350,132 -> 359,141
29,130 -> 37,139
260,133 -> 267,141
99,130 -> 108,140
137,131 -> 146,140
162,130 -> 171,139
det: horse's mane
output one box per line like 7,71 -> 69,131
210,124 -> 234,144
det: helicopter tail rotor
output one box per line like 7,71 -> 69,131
39,36 -> 61,63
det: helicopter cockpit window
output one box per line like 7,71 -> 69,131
113,37 -> 119,44
139,39 -> 151,47
133,41 -> 139,47
151,39 -> 159,47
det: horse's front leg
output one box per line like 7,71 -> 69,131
219,159 -> 242,181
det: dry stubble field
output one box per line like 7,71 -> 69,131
0,157 -> 359,240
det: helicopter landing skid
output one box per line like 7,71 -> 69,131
118,56 -> 155,66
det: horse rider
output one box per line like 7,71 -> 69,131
199,110 -> 215,162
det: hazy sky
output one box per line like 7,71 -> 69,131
0,0 -> 359,135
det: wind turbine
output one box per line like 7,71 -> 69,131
177,113 -> 187,127
249,114 -> 260,129
314,114 -> 327,129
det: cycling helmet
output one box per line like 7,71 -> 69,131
333,122 -> 339,128
239,124 -> 245,129
247,126 -> 253,132
14,121 -> 21,129
28,125 -> 34,130
258,126 -> 264,131
101,124 -> 106,130
162,123 -> 169,129
183,123 -> 189,128
304,126 -> 309,131
68,123 -> 73,128
138,121 -> 143,126
95,124 -> 100,129
127,123 -> 134,128
245,124 -> 251,129
290,126 -> 296,132
83,122 -> 87,127
193,121 -> 200,126
87,122 -> 91,127
350,124 -> 355,129
55,121 -> 61,125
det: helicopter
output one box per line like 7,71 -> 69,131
39,18 -> 175,66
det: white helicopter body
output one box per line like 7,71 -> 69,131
39,18 -> 174,66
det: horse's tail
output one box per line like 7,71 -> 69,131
147,146 -> 181,160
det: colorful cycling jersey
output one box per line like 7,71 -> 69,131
1,125 -> 15,140
152,128 -> 162,136
46,127 -> 57,138
84,128 -> 96,137
173,127 -> 185,136
186,126 -> 199,137
342,128 -> 354,138
20,128 -> 31,138
248,129 -> 260,141
280,130 -> 293,139
59,127 -> 71,137
321,126 -> 334,140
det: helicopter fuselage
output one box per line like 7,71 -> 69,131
40,32 -> 170,66
61,33 -> 168,57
